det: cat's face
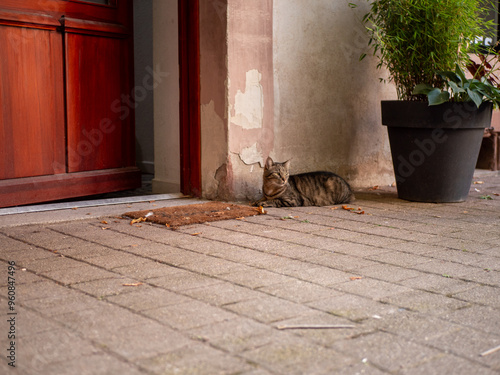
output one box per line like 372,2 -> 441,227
264,157 -> 290,186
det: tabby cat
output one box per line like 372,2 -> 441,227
254,157 -> 353,207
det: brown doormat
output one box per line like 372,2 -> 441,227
124,202 -> 266,228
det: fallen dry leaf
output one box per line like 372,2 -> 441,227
354,211 -> 365,215
235,217 -> 245,220
257,206 -> 266,214
130,217 -> 147,225
330,207 -> 338,210
350,276 -> 363,281
101,227 -> 110,230
342,205 -> 355,211
369,185 -> 379,190
101,220 -> 108,224
191,232 -> 201,236
474,181 -> 484,185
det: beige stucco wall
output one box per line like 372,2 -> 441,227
272,0 -> 396,188
199,0 -> 397,201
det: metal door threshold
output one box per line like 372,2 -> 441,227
0,193 -> 186,216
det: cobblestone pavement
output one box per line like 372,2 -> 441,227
1,173 -> 500,374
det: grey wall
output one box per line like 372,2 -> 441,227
133,0 -> 155,174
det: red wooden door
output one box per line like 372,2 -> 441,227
0,0 -> 140,207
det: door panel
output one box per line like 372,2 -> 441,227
66,33 -> 125,172
0,25 -> 65,179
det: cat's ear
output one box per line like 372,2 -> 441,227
265,157 -> 274,169
283,159 -> 291,170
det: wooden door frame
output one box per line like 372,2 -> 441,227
178,0 -> 201,197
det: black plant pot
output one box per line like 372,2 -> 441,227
382,100 -> 492,203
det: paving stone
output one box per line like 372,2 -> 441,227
357,263 -> 423,283
330,331 -> 443,373
424,326 -> 500,369
333,241 -> 394,258
442,304 -> 500,335
271,244 -> 332,260
290,234 -> 360,251
7,307 -> 62,337
16,329 -> 98,373
384,241 -> 444,255
399,273 -> 478,295
15,280 -> 73,301
257,279 -> 340,303
97,321 -> 192,361
143,300 -> 237,330
307,293 -> 400,322
459,268 -> 500,287
436,237 -> 497,252
380,290 -> 470,314
182,281 -> 262,306
38,353 -> 146,375
21,291 -> 102,316
0,234 -> 55,262
399,353 -> 498,375
40,265 -> 118,286
283,265 -> 353,286
147,269 -> 224,291
271,310 -> 371,347
179,256 -> 249,276
453,285 -> 500,309
224,295 -> 314,323
366,251 -> 433,268
112,260 -> 185,280
376,310 -> 462,343
53,304 -> 152,341
241,253 -> 310,273
308,252 -> 380,272
218,267 -> 296,289
412,259 -> 482,278
333,277 -> 412,300
106,285 -> 192,311
18,255 -> 83,273
1,226 -> 80,251
83,251 -> 151,270
0,269 -> 44,286
241,334 -> 355,375
71,277 -> 147,298
138,342 -> 255,374
187,317 -> 273,353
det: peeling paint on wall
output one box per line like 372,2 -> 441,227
231,69 -> 264,129
238,143 -> 263,166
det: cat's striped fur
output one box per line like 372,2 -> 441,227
254,157 -> 353,207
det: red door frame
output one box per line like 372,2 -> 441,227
178,0 -> 201,197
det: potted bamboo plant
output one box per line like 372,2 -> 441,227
355,0 -> 500,202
